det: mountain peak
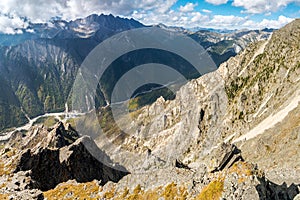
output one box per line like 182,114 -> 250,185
0,14 -> 145,46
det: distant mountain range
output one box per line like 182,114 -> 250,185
0,14 -> 144,46
0,14 -> 273,131
0,14 -> 144,130
156,23 -> 273,65
188,26 -> 275,34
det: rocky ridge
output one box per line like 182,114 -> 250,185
0,19 -> 299,199
0,122 -> 128,199
90,19 -> 300,199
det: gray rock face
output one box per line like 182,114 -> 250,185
0,122 -> 129,196
15,137 -> 128,191
207,143 -> 243,173
222,171 -> 261,200
89,19 -> 300,199
8,189 -> 44,200
0,171 -> 43,200
221,169 -> 300,200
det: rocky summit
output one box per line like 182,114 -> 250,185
0,19 -> 299,200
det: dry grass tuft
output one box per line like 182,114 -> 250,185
196,179 -> 224,200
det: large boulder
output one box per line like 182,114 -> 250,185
207,143 -> 243,173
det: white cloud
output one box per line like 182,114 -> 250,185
179,2 -> 197,12
191,12 -> 208,23
0,0 -> 67,23
0,0 -> 296,33
232,0 -> 300,14
0,15 -> 27,34
205,0 -> 228,5
207,15 -> 247,28
200,15 -> 294,30
202,9 -> 212,13
0,0 -> 177,33
132,4 -> 294,30
244,15 -> 294,29
136,9 -> 211,28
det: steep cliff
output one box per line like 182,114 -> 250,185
88,19 -> 300,199
0,19 -> 299,200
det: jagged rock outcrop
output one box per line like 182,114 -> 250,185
6,122 -> 79,150
0,171 -> 44,200
15,136 -> 128,191
0,122 -> 129,199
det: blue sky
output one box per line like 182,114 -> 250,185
0,0 -> 299,34
130,0 -> 299,29
171,0 -> 300,21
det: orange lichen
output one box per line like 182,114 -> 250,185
229,162 -> 253,176
43,181 -> 100,200
196,179 -> 224,200
0,193 -> 9,200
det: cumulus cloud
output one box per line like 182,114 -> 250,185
0,0 -> 296,33
232,0 -> 300,14
209,15 -> 246,27
0,15 -> 28,34
200,15 -> 294,29
0,0 -> 178,21
179,2 -> 197,12
0,0 -> 67,23
0,0 -> 177,33
202,9 -> 212,13
205,0 -> 228,5
244,15 -> 294,29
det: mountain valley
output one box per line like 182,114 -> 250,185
0,14 -> 272,131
